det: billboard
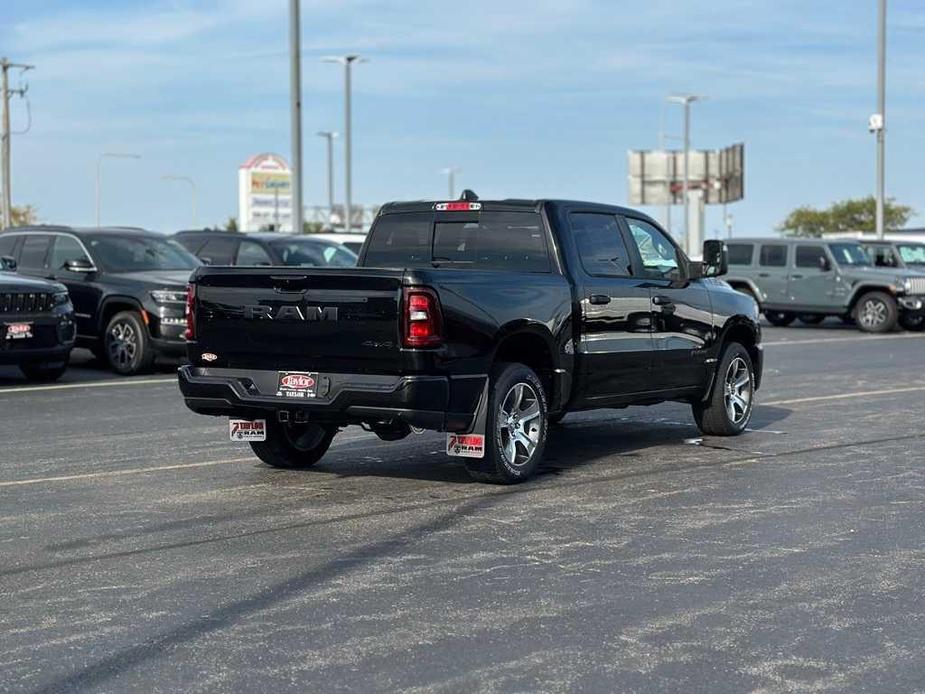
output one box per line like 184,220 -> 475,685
628,143 -> 744,206
238,153 -> 293,231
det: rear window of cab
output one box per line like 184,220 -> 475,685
364,210 -> 550,273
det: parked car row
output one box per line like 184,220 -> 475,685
0,226 -> 362,379
724,238 -> 925,333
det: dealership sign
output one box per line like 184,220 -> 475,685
238,153 -> 294,232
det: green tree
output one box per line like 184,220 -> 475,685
779,196 -> 914,237
10,204 -> 37,226
224,216 -> 239,232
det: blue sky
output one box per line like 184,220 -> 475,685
3,0 -> 924,237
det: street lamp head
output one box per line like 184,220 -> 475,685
322,55 -> 368,65
316,131 -> 339,139
667,94 -> 707,105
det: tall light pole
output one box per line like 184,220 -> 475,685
96,152 -> 141,227
668,94 -> 705,253
323,55 -> 366,232
1,57 -> 34,229
440,166 -> 461,199
289,0 -> 303,234
162,175 -> 197,228
875,0 -> 887,239
316,131 -> 338,219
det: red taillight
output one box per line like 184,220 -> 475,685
402,287 -> 443,348
184,284 -> 196,340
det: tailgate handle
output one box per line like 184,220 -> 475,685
271,275 -> 309,293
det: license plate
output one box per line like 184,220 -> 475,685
4,322 -> 32,340
229,419 -> 266,441
276,371 -> 318,399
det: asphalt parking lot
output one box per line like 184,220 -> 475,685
2,322 -> 924,693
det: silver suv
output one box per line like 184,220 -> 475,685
724,238 -> 925,333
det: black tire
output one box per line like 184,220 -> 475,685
464,363 -> 548,484
899,312 -> 925,332
854,291 -> 898,333
20,359 -> 69,382
798,314 -> 825,325
104,310 -> 156,375
250,420 -> 337,469
764,311 -> 795,327
692,342 -> 755,436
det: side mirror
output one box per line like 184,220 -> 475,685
819,256 -> 831,272
701,240 -> 728,277
64,257 -> 95,273
0,255 -> 16,272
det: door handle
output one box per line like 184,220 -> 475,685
758,272 -> 770,278
652,295 -> 674,307
790,274 -> 804,279
589,294 -> 611,305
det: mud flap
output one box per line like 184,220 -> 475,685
446,380 -> 489,459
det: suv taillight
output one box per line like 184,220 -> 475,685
184,284 -> 196,340
402,287 -> 443,348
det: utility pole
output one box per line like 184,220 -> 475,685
440,167 -> 460,199
316,131 -> 338,220
162,175 -> 197,228
289,0 -> 304,234
668,94 -> 705,254
875,0 -> 887,239
323,55 -> 367,232
1,58 -> 34,229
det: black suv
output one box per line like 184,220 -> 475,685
0,227 -> 201,375
173,230 -> 357,268
0,256 -> 76,381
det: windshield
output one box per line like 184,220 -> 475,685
827,243 -> 871,267
270,239 -> 358,267
87,235 -> 201,272
898,244 -> 925,266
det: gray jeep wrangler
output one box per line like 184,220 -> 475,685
724,238 -> 925,333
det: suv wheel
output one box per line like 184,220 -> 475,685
764,311 -> 795,327
854,292 -> 898,333
693,343 -> 755,436
798,314 -> 825,325
250,420 -> 337,469
20,359 -> 69,382
464,363 -> 548,484
104,311 -> 155,375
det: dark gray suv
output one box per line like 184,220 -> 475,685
724,238 -> 925,333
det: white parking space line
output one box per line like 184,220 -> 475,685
764,333 -> 923,347
763,385 -> 925,407
0,377 -> 176,395
0,457 -> 254,488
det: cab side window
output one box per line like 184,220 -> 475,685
50,236 -> 92,271
0,234 -> 18,259
18,235 -> 52,271
625,218 -> 680,279
795,245 -> 827,269
759,244 -> 787,267
727,243 -> 754,266
569,213 -> 632,277
871,247 -> 898,268
198,238 -> 237,266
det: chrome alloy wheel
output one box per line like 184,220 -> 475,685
498,382 -> 543,467
723,356 -> 753,425
858,298 -> 888,330
108,320 -> 138,368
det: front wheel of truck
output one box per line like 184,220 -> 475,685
250,420 -> 337,469
464,363 -> 548,485
692,342 -> 755,436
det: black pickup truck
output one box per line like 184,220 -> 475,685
179,196 -> 763,483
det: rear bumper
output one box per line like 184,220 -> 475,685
177,365 -> 485,432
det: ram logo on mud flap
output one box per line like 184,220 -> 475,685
243,305 -> 338,321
